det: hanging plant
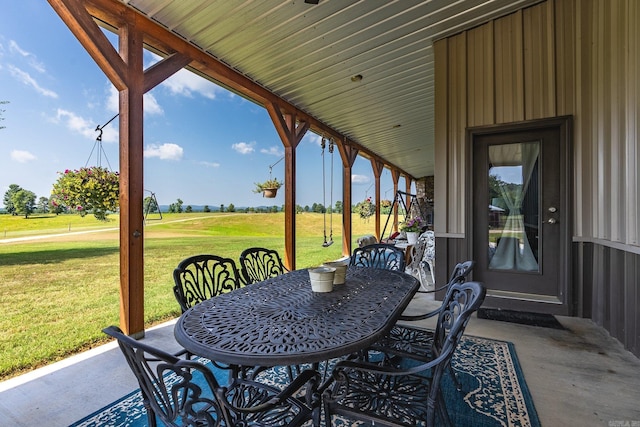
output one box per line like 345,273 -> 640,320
50,166 -> 119,221
355,197 -> 375,221
253,178 -> 283,198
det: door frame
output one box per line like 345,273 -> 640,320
466,116 -> 573,315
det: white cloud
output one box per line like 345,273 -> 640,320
260,146 -> 283,156
352,174 -> 370,184
9,40 -> 45,73
10,150 -> 36,163
107,85 -> 163,116
305,133 -> 323,146
162,68 -> 222,100
8,65 -> 57,98
144,143 -> 183,160
55,109 -> 100,140
198,161 -> 220,168
232,141 -> 255,154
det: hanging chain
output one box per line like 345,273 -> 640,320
328,138 -> 334,242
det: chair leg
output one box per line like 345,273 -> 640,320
449,365 -> 463,391
437,392 -> 453,427
417,268 -> 430,292
143,401 -> 157,427
427,261 -> 436,285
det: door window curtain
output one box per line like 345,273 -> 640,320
488,142 -> 539,272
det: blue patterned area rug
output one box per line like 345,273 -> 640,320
70,336 -> 539,427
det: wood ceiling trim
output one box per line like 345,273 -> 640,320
143,52 -> 192,93
80,0 -> 414,180
49,0 -> 128,90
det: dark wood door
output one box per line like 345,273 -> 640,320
470,117 -> 571,315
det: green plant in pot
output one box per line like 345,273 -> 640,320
253,178 -> 283,198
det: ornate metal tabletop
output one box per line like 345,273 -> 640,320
174,267 -> 419,366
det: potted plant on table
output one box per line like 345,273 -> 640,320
253,178 -> 283,198
400,216 -> 425,244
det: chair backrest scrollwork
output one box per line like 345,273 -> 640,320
349,243 -> 406,271
173,254 -> 243,313
238,247 -> 288,285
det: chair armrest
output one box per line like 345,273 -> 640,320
331,355 -> 447,378
398,305 -> 441,321
219,369 -> 320,414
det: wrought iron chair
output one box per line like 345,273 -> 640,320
368,261 -> 475,388
405,231 -> 432,291
322,281 -> 486,427
103,326 -> 319,427
423,230 -> 436,285
238,247 -> 288,285
172,254 -> 243,313
349,243 -> 406,271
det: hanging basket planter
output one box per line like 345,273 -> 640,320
262,187 -> 279,198
253,178 -> 283,198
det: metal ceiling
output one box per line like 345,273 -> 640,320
122,0 -> 540,179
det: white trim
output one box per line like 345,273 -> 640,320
572,236 -> 640,255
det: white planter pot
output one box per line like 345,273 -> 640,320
308,267 -> 336,292
322,261 -> 348,285
406,231 -> 419,245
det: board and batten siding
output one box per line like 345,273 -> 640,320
434,0 -> 639,356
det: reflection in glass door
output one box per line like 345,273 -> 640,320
487,142 -> 540,272
471,117 -> 571,315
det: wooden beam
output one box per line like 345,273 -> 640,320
118,17 -> 145,338
144,52 -> 192,93
371,159 -> 385,241
337,140 -> 358,257
48,0 -> 128,90
391,169 -> 401,233
80,0 -> 415,180
266,103 -> 308,271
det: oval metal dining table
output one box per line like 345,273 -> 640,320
174,266 -> 419,367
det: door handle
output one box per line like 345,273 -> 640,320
547,218 -> 558,224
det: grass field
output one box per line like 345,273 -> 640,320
0,212 -> 376,380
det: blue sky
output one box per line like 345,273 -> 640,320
0,3 -> 406,208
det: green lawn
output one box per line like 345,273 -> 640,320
0,212 -> 376,380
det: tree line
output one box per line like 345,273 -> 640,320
4,166 -> 395,220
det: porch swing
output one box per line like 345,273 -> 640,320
321,137 -> 335,247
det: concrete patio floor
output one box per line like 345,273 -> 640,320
1,292 -> 639,426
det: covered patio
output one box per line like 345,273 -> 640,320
43,0 -> 640,358
9,1 -> 635,424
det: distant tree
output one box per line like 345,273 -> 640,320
168,198 -> 184,213
3,184 -> 22,215
203,205 -> 211,213
219,204 -> 224,213
227,203 -> 235,212
11,189 -> 36,218
270,205 -> 278,213
185,205 -> 193,213
334,200 -> 343,214
37,197 -> 49,213
312,203 -> 325,213
296,204 -> 303,214
247,207 -> 255,213
304,205 -> 310,212
50,167 -> 119,221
